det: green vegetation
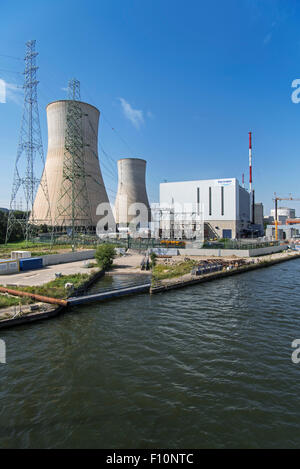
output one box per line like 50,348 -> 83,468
152,260 -> 196,282
18,273 -> 90,299
0,241 -> 57,258
150,252 -> 157,268
0,240 -> 82,259
0,294 -> 31,309
95,244 -> 116,270
0,210 -> 25,244
0,273 -> 91,310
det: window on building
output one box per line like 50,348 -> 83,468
221,186 -> 224,216
197,187 -> 200,215
209,187 -> 212,216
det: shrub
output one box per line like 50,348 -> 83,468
95,244 -> 116,270
150,252 -> 157,268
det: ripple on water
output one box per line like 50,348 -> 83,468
1,263 -> 300,448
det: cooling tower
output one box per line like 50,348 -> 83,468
32,100 -> 110,228
114,158 -> 150,226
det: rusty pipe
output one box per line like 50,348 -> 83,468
0,287 -> 68,307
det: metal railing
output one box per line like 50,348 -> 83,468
202,240 -> 280,250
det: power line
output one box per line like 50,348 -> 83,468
0,54 -> 22,61
100,145 -> 118,176
0,69 -> 22,74
81,83 -> 137,156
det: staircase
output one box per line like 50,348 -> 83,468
204,222 -> 220,240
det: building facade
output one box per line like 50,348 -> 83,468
254,203 -> 264,228
159,178 -> 250,239
270,207 -> 296,224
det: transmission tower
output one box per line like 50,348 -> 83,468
54,79 -> 93,249
6,40 -> 51,243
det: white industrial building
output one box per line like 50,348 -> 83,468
159,178 -> 252,239
270,207 -> 296,224
266,224 -> 300,240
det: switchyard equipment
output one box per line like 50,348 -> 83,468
6,40 -> 52,243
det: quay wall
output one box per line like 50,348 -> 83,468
151,252 -> 300,294
179,245 -> 287,258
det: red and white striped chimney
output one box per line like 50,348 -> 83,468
249,131 -> 252,193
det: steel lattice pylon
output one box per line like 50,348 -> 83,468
54,79 -> 93,248
6,40 -> 52,243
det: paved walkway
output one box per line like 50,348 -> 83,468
0,253 -> 147,286
0,260 -> 94,287
110,252 -> 148,274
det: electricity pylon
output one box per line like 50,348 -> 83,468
54,79 -> 93,249
6,40 -> 51,244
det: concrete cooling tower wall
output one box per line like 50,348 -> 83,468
114,158 -> 150,226
32,100 -> 110,228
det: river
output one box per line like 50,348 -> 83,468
1,260 -> 300,448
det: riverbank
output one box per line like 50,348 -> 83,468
0,269 -> 104,329
1,249 -> 299,329
151,250 -> 300,293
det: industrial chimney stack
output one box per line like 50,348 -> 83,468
249,131 -> 255,224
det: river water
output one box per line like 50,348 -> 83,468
1,260 -> 300,449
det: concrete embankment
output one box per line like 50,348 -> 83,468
0,269 -> 105,330
68,283 -> 151,306
151,252 -> 300,294
1,251 -> 299,330
0,304 -> 64,330
0,268 -> 149,329
179,244 -> 286,258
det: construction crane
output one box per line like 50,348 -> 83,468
273,194 -> 300,240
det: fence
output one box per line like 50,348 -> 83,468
202,240 -> 280,250
32,235 -> 278,252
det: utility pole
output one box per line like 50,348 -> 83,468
6,40 -> 51,244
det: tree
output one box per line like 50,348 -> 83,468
150,252 -> 157,268
95,243 -> 116,270
0,210 -> 24,244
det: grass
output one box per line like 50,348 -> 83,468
17,273 -> 91,299
152,260 -> 197,282
0,294 -> 30,309
0,273 -> 91,311
0,241 -> 96,259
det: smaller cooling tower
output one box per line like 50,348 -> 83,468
114,158 -> 150,227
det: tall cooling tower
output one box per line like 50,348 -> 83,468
114,158 -> 150,226
32,100 -> 110,228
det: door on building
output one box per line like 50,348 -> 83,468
222,229 -> 232,239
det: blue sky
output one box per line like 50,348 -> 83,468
0,0 -> 300,214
